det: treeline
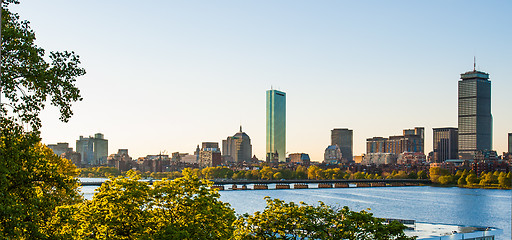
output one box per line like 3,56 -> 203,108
80,165 -> 430,181
430,167 -> 511,189
79,165 -> 511,189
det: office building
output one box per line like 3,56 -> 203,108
362,153 -> 397,165
47,142 -> 73,157
137,154 -> 170,172
366,127 -> 424,155
199,142 -> 222,168
432,128 -> 458,163
222,126 -> 252,163
76,133 -> 108,166
266,89 -> 286,163
366,137 -> 387,154
458,67 -> 492,159
331,128 -> 353,161
508,133 -> 511,153
107,149 -> 133,171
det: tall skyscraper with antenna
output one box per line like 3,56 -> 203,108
458,61 -> 492,159
266,89 -> 286,163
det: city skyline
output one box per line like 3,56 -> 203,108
12,1 -> 511,160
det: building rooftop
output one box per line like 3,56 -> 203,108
460,70 -> 489,80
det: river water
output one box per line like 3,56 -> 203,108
80,180 -> 511,240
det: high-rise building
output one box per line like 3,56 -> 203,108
458,68 -> 492,159
76,133 -> 108,166
199,142 -> 222,168
331,128 -> 353,161
266,89 -> 286,163
107,149 -> 133,171
508,133 -> 511,153
366,137 -> 387,154
222,126 -> 252,163
432,128 -> 458,163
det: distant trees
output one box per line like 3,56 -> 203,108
427,168 -> 511,189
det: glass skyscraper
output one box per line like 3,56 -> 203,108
458,69 -> 492,159
266,89 -> 286,162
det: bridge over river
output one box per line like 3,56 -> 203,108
80,178 -> 431,190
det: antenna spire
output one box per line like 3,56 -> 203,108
473,56 -> 476,71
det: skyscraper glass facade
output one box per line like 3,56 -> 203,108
508,133 -> 511,153
266,90 -> 286,162
458,70 -> 492,159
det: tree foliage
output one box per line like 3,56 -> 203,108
1,0 -> 85,129
234,197 -> 414,240
61,170 -> 236,239
0,118 -> 82,239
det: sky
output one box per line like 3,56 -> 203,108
10,0 -> 512,161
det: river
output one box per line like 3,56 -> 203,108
80,180 -> 511,240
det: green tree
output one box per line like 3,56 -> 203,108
429,167 -> 450,183
294,165 -> 307,179
417,170 -> 428,179
498,172 -> 511,189
407,172 -> 418,179
465,173 -> 478,185
273,172 -> 283,180
1,0 -> 86,129
260,166 -> 275,180
438,175 -> 454,185
0,118 -> 82,239
1,2 -> 85,236
66,170 -> 236,239
233,197 -> 414,240
457,175 -> 467,185
352,171 -> 366,179
307,165 -> 322,180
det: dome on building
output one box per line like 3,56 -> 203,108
233,126 -> 250,139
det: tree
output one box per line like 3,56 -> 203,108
417,170 -> 428,180
64,170 -> 236,239
233,197 -> 414,240
307,165 -> 322,180
1,0 -> 86,129
429,167 -> 450,183
0,118 -> 82,239
457,175 -> 467,185
273,172 -> 283,180
498,172 -> 511,189
294,165 -> 307,179
438,175 -> 454,185
465,173 -> 478,185
260,166 -> 275,180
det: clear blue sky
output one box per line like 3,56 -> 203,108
12,0 -> 512,160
